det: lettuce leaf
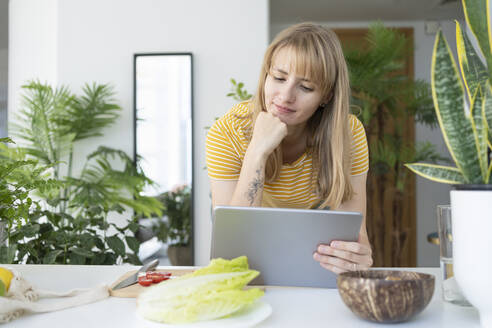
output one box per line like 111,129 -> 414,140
187,256 -> 250,277
136,257 -> 264,324
0,280 -> 5,297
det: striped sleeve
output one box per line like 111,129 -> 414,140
349,115 -> 369,176
205,118 -> 242,180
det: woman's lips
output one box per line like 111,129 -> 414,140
274,104 -> 295,114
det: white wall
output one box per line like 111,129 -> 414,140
9,0 -> 58,106
9,0 -> 269,265
272,21 -> 457,267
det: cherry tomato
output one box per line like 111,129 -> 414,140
146,271 -> 172,278
149,273 -> 169,283
138,276 -> 153,287
145,271 -> 159,279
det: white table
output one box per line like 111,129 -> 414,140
6,265 -> 480,327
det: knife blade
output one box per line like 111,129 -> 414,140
112,259 -> 159,290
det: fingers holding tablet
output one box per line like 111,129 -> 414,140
313,241 -> 373,274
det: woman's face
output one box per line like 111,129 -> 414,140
264,47 -> 325,127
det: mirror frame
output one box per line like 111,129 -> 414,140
133,52 -> 194,265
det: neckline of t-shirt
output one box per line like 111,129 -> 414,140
282,151 -> 308,168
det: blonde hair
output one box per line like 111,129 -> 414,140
251,22 -> 354,209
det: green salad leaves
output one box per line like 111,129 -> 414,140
136,256 -> 264,324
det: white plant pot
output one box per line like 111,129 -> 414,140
451,189 -> 492,327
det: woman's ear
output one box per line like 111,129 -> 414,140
326,91 -> 334,103
321,92 -> 333,107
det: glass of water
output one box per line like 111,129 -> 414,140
437,205 -> 471,306
0,221 -> 5,246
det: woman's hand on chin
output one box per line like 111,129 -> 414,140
249,111 -> 287,158
312,240 -> 373,274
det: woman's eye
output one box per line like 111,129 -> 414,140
273,76 -> 285,81
300,85 -> 314,92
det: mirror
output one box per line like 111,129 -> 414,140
134,53 -> 193,265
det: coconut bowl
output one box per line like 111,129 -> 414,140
337,270 -> 435,323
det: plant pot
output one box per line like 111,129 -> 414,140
451,187 -> 492,327
167,244 -> 193,266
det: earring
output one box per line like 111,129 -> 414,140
320,103 -> 327,109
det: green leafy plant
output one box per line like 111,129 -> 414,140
227,79 -> 252,101
152,185 -> 191,247
406,0 -> 492,185
345,22 -> 446,182
343,23 -> 452,267
0,137 -> 60,263
0,81 -> 163,265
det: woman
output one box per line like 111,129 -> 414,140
206,22 -> 373,274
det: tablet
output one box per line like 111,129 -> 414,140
211,206 -> 362,288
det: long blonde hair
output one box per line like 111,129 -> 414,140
251,22 -> 353,209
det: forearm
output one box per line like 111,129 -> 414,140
211,111 -> 287,207
229,146 -> 267,207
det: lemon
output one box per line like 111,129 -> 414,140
0,267 -> 13,292
0,280 -> 5,297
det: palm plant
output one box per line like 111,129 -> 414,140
342,23 -> 447,267
1,81 -> 163,265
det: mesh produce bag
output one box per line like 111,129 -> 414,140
0,268 -> 109,323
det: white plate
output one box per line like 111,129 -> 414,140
137,301 -> 272,328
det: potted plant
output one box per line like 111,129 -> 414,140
343,23 -> 445,267
0,137 -> 58,262
153,185 -> 192,266
1,81 -> 163,265
406,0 -> 492,325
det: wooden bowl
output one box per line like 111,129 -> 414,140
337,270 -> 435,323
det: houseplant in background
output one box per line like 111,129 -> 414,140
152,185 -> 192,266
0,81 -> 162,265
406,0 -> 492,325
343,22 -> 445,267
0,137 -> 59,263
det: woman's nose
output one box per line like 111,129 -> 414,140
280,83 -> 296,103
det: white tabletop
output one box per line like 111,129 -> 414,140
5,265 -> 480,327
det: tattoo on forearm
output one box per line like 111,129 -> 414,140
246,169 -> 264,205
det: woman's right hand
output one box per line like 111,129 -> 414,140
249,111 -> 288,158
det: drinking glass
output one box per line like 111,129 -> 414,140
0,221 -> 5,246
437,205 -> 471,306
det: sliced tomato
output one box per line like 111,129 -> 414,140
146,271 -> 160,279
148,273 -> 167,283
138,276 -> 153,287
146,271 -> 172,277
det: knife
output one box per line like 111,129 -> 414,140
112,259 -> 159,290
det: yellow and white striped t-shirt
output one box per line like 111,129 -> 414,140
206,102 -> 369,208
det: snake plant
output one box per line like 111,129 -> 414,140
406,0 -> 492,185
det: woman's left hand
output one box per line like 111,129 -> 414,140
313,240 -> 373,274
